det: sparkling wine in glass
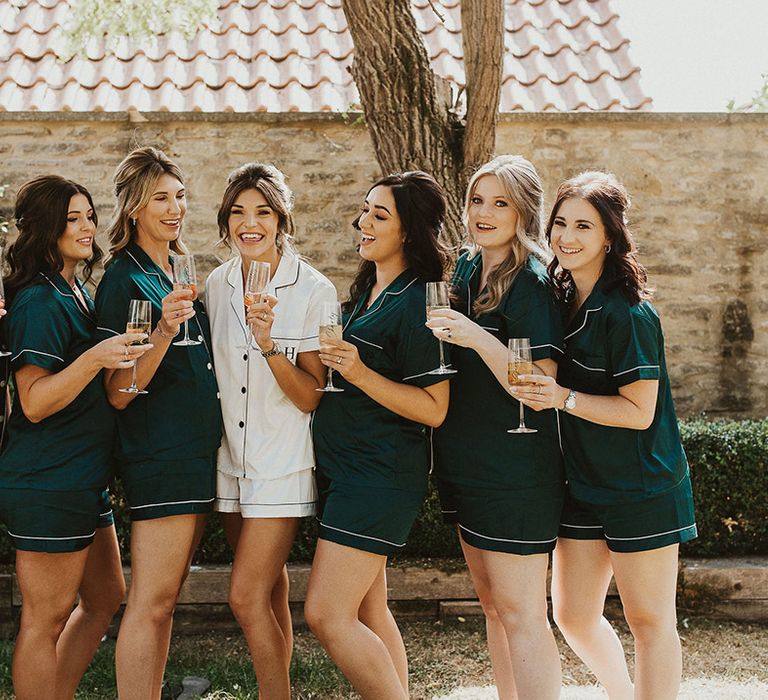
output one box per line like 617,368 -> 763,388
507,338 -> 537,434
172,254 -> 202,346
426,281 -> 456,376
0,273 -> 11,357
317,301 -> 344,393
244,260 -> 271,344
119,299 -> 151,395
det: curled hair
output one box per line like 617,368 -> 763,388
545,171 -> 652,307
463,155 -> 549,315
104,146 -> 187,265
216,162 -> 296,255
346,171 -> 451,310
5,175 -> 102,301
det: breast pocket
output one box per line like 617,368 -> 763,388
272,324 -> 302,365
570,351 -> 613,393
349,332 -> 393,375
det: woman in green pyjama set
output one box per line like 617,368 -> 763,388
306,172 -> 450,699
514,172 -> 696,700
0,176 -> 148,698
427,156 -> 564,699
95,148 -> 222,700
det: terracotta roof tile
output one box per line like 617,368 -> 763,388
0,0 -> 651,112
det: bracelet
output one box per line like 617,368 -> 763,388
260,341 -> 282,359
154,324 -> 177,340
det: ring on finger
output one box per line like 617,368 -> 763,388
124,346 -> 129,359
336,356 -> 343,365
447,330 -> 452,338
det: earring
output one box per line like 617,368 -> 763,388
605,243 -> 612,253
131,218 -> 137,227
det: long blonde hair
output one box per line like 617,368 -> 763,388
463,155 -> 550,315
104,146 -> 188,265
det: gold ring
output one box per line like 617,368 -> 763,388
337,356 -> 343,365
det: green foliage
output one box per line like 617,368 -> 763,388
679,417 -> 768,556
727,73 -> 768,112
0,418 -> 765,566
62,0 -> 219,56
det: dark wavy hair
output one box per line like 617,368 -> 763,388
216,162 -> 296,255
545,171 -> 652,307
346,171 -> 451,310
5,175 -> 101,302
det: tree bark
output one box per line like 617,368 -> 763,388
343,0 -> 505,248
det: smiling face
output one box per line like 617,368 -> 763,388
466,174 -> 520,255
550,196 -> 609,282
57,193 -> 96,266
357,185 -> 406,268
134,173 -> 186,247
228,187 -> 279,264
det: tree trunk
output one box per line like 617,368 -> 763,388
342,0 -> 503,249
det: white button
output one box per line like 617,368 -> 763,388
198,335 -> 203,341
207,363 -> 212,370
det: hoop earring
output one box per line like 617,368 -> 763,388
605,243 -> 612,253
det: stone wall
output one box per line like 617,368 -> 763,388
0,112 -> 766,418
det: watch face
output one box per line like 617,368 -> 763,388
565,392 -> 576,410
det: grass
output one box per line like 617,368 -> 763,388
0,615 -> 766,698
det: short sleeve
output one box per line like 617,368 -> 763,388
94,272 -> 131,341
501,270 -> 563,363
397,316 -> 450,388
607,306 -> 661,386
8,296 -> 69,372
298,276 -> 338,354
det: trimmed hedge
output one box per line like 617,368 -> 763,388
0,417 -> 765,565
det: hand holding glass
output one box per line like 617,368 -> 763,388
172,255 -> 201,346
426,281 -> 456,375
120,299 -> 151,395
507,338 -> 537,434
317,301 -> 344,393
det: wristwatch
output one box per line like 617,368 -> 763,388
563,389 -> 577,412
261,341 -> 282,359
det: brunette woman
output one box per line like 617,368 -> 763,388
206,163 -> 335,697
513,171 -> 696,700
94,147 -> 222,699
0,176 -> 147,698
304,171 -> 451,699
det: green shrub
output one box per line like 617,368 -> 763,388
679,417 -> 768,556
0,417 -> 764,565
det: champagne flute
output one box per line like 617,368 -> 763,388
426,281 -> 457,375
316,301 -> 344,393
0,274 -> 11,358
172,254 -> 202,346
244,260 -> 271,346
507,338 -> 537,434
119,299 -> 151,395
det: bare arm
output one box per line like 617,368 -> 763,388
319,338 -> 449,427
426,309 -> 557,390
16,333 -> 150,423
512,375 -> 659,430
246,294 -> 325,412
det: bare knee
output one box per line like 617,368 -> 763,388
495,599 -> 549,635
624,605 -> 677,642
552,600 -> 597,639
20,602 -> 72,641
304,596 -> 346,642
229,584 -> 272,627
81,578 -> 126,623
127,587 -> 179,626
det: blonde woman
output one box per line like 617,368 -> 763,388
427,155 -> 564,699
94,147 -> 222,699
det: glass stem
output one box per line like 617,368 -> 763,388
131,360 -> 138,390
438,339 -> 447,370
183,319 -> 190,342
518,402 -> 526,430
327,367 -> 335,389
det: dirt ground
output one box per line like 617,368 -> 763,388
396,617 -> 768,700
